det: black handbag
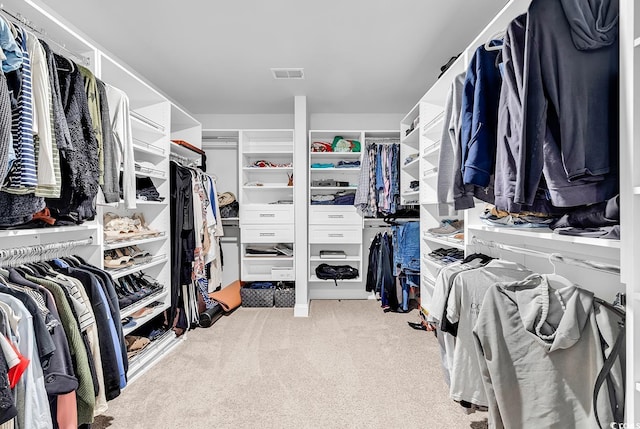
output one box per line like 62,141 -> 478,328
315,263 -> 359,286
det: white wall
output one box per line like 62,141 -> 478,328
196,114 -> 294,129
310,113 -> 404,130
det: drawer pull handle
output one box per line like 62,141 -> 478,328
259,233 -> 276,237
260,213 -> 276,217
328,233 -> 344,238
327,215 -> 344,219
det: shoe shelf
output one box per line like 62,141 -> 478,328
308,256 -> 361,263
133,139 -> 166,157
123,302 -> 170,336
402,157 -> 420,173
422,233 -> 465,250
130,111 -> 166,135
120,289 -> 168,320
126,330 -> 184,383
134,167 -> 166,180
402,127 -> 420,149
422,140 -> 441,158
104,233 -> 167,250
421,113 -> 444,141
107,254 -> 168,280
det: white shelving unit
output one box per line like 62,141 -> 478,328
408,0 -> 631,421
239,130 -> 295,283
308,130 -> 365,300
621,0 -> 639,422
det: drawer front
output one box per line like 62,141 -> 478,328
309,206 -> 362,225
242,225 -> 294,243
309,226 -> 362,244
242,204 -> 294,224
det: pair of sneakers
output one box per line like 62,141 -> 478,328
428,219 -> 464,236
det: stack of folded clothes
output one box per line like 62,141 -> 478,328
310,191 -> 355,205
480,205 -> 556,228
427,248 -> 465,265
549,194 -> 619,239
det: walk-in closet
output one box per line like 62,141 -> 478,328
0,0 -> 634,427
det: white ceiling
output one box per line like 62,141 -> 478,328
41,0 -> 508,115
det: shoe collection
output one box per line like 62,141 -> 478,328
428,247 -> 465,265
104,245 -> 152,269
115,272 -> 163,309
427,219 -> 464,236
103,212 -> 161,243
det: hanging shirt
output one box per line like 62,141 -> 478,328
4,27 -> 37,193
106,85 -> 135,209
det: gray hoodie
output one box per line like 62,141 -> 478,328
512,0 -> 619,208
473,274 -> 624,428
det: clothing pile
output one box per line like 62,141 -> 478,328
218,192 -> 239,218
436,0 -> 619,237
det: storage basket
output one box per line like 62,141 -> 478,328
240,284 -> 274,307
274,287 -> 295,307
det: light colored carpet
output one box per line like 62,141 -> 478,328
95,300 -> 488,429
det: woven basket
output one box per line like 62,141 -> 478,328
274,288 -> 295,308
240,285 -> 274,307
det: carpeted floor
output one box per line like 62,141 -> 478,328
94,300 -> 488,429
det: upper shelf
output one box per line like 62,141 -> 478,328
467,225 -> 621,249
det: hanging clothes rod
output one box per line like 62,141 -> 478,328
470,236 -> 620,275
0,238 -> 93,267
0,5 -> 91,66
169,152 -> 199,167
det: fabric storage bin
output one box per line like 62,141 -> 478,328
274,285 -> 295,308
240,283 -> 275,307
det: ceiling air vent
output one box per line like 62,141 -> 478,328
271,68 -> 304,79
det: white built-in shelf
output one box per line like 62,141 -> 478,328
424,258 -> 446,270
309,256 -> 361,262
423,233 -> 465,250
104,234 -> 167,250
244,150 -> 293,155
310,167 -> 360,171
420,200 -> 439,205
632,292 -> 640,302
134,200 -> 166,206
133,140 -> 166,157
309,275 -> 361,282
0,225 -> 95,238
422,273 -> 436,286
635,37 -> 640,47
108,255 -> 168,280
636,382 -> 640,393
242,255 -> 294,261
134,168 -> 166,180
422,141 -> 441,157
402,157 -> 420,171
127,331 -> 182,380
309,186 -> 357,191
403,190 -> 420,197
243,184 -> 291,189
467,225 -> 621,249
131,114 -> 166,137
402,127 -> 420,148
423,167 -> 439,179
120,290 -> 168,320
422,114 -> 445,139
243,167 -> 293,172
309,152 -> 361,157
634,186 -> 640,195
123,303 -> 169,336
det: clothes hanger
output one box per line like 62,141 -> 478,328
484,30 -> 504,52
543,253 -> 575,289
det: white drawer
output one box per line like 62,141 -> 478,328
242,225 -> 294,243
241,204 -> 294,224
309,226 -> 362,244
271,267 -> 295,280
309,206 -> 362,225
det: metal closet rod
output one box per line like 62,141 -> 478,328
0,238 -> 94,267
470,236 -> 620,275
0,4 -> 91,66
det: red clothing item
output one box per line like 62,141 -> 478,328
6,339 -> 29,389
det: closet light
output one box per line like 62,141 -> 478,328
271,68 -> 305,79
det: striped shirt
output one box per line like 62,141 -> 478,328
4,28 -> 36,193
